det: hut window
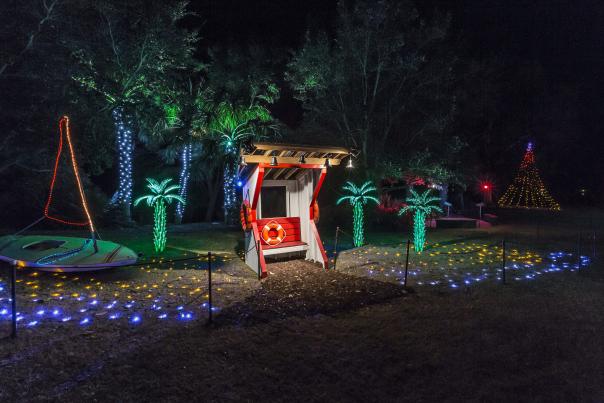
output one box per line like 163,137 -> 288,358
261,186 -> 287,218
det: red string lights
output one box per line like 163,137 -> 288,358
44,116 -> 96,233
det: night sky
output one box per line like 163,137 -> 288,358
191,0 -> 604,197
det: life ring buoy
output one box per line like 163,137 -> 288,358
261,221 -> 286,246
312,202 -> 320,223
240,201 -> 253,231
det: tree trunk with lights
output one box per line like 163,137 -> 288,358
111,106 -> 134,222
413,211 -> 426,253
153,199 -> 167,253
223,158 -> 238,225
175,143 -> 191,224
353,202 -> 365,247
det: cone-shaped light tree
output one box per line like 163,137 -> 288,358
134,178 -> 184,253
399,189 -> 442,253
498,142 -> 560,210
337,181 -> 379,247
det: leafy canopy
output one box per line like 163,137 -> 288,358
69,0 -> 198,110
286,0 -> 455,167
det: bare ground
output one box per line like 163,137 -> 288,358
1,256 -> 604,402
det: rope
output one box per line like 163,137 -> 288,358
13,216 -> 45,236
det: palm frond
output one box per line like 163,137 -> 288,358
337,195 -> 354,205
163,184 -> 181,195
400,189 -> 442,216
164,194 -> 186,205
363,195 -> 380,205
134,195 -> 153,207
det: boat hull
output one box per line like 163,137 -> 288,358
0,235 -> 137,272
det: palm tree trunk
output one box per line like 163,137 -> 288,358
353,202 -> 364,247
413,211 -> 426,252
223,159 -> 238,224
154,200 -> 167,252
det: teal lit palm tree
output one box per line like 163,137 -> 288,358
398,189 -> 442,252
337,181 -> 379,247
134,178 -> 184,253
209,100 -> 275,223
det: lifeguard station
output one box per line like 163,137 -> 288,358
238,142 -> 352,278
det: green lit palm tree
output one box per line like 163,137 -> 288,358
398,189 -> 442,253
134,178 -> 184,253
337,181 -> 379,247
209,100 -> 275,223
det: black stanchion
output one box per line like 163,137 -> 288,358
404,239 -> 410,287
207,251 -> 212,325
501,240 -> 506,285
593,231 -> 597,259
11,263 -> 17,338
333,226 -> 340,270
257,240 -> 262,280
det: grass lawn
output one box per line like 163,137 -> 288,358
0,209 -> 603,401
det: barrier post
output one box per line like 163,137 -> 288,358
501,240 -> 506,285
257,240 -> 261,280
11,263 -> 17,338
333,226 -> 340,270
207,251 -> 212,325
577,232 -> 582,259
404,239 -> 410,287
593,231 -> 597,259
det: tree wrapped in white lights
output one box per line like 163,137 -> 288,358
175,143 -> 192,223
70,1 -> 197,221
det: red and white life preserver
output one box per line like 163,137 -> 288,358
261,221 -> 286,246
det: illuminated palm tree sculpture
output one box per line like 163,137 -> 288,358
134,178 -> 184,253
398,189 -> 442,253
337,181 -> 379,247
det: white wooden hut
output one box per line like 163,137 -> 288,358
238,142 -> 352,278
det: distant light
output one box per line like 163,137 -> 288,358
346,157 -> 354,169
236,180 -> 243,187
483,185 -> 489,190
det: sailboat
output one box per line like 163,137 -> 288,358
0,116 -> 137,272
